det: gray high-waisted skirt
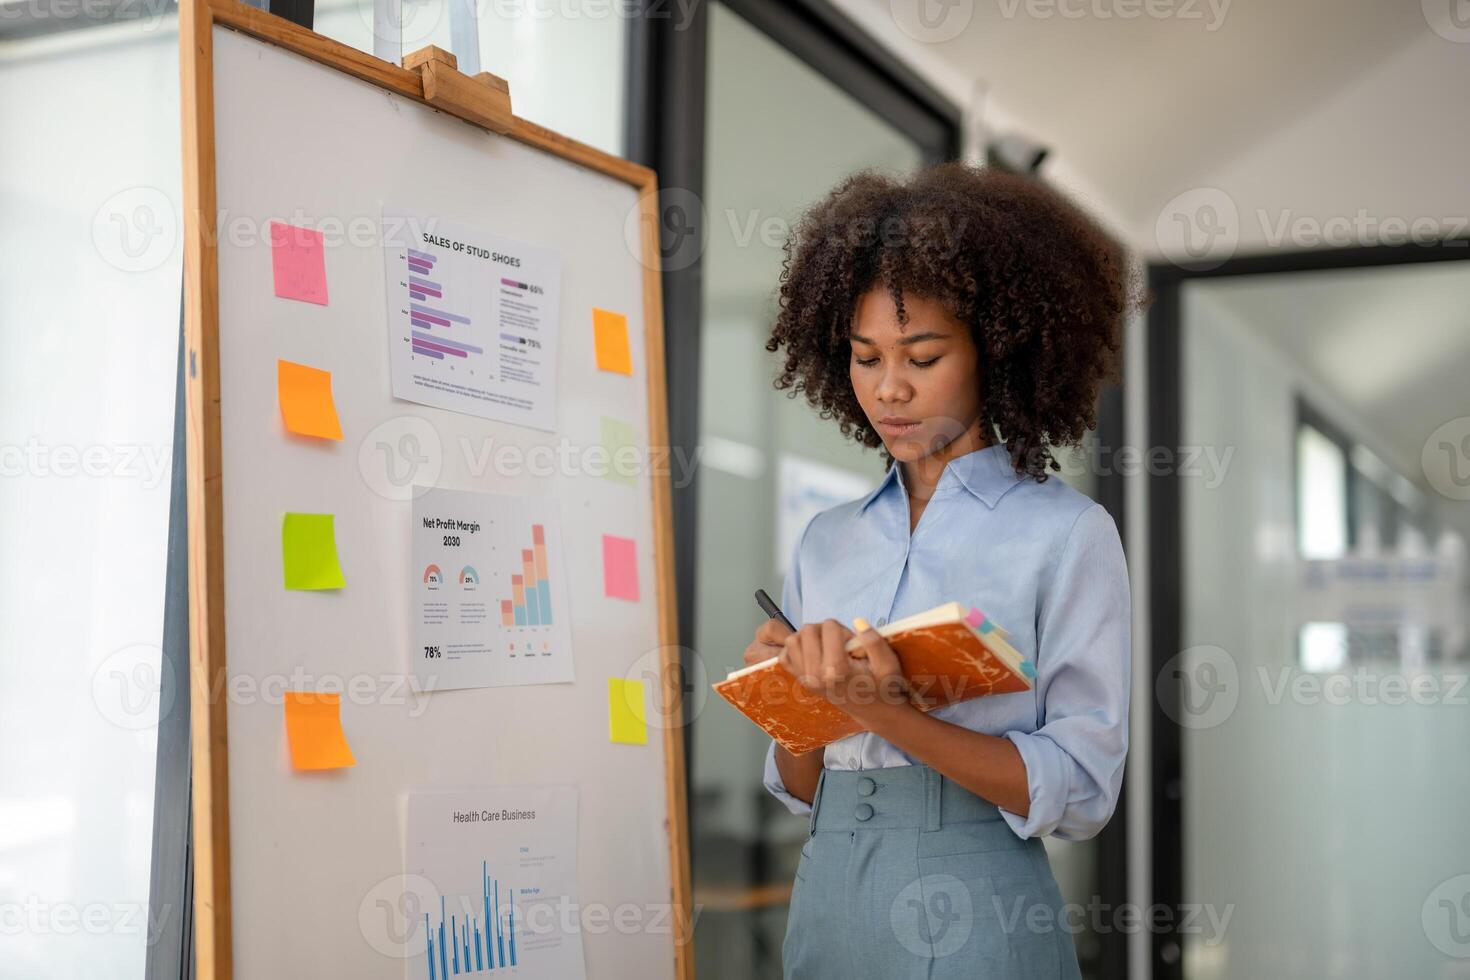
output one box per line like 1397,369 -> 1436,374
782,763 -> 1082,979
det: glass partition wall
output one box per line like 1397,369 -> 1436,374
687,7 -> 926,975
1161,257 -> 1470,978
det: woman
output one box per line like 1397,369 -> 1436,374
745,163 -> 1133,979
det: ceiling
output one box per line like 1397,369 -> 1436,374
1187,260 -> 1470,538
829,0 -> 1438,248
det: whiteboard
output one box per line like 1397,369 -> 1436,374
181,5 -> 688,978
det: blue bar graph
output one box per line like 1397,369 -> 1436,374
422,861 -> 519,977
524,583 -> 541,626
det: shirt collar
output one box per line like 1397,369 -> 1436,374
857,443 -> 1026,514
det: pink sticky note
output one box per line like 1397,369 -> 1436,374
270,221 -> 328,305
601,534 -> 639,602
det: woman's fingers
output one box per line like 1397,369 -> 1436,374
850,628 -> 900,676
750,616 -> 797,667
776,633 -> 798,679
780,620 -> 897,708
819,619 -> 856,703
850,628 -> 909,704
781,624 -> 823,693
742,642 -> 773,667
756,617 -> 795,647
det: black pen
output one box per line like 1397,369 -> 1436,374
753,588 -> 795,631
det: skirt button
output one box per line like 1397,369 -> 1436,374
854,803 -> 874,821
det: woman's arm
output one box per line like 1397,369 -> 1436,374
778,620 -> 1028,814
841,698 -> 1032,816
758,515 -> 828,815
780,504 -> 1131,839
769,743 -> 825,807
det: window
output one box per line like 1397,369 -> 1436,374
1295,421 -> 1348,560
0,15 -> 183,978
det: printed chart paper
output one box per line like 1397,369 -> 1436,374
405,786 -> 585,980
383,208 -> 562,430
411,486 -> 574,691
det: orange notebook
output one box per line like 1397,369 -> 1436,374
712,602 -> 1035,755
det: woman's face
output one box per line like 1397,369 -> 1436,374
848,286 -> 983,465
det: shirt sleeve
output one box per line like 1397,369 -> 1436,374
761,515 -> 816,816
1000,503 -> 1131,841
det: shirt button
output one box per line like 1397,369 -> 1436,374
857,777 -> 876,796
854,803 -> 874,821
876,617 -> 887,627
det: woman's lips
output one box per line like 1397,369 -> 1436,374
877,418 -> 921,437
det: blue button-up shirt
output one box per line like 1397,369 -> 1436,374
761,443 -> 1130,841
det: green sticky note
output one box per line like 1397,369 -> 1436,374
600,416 -> 638,487
282,512 -> 346,590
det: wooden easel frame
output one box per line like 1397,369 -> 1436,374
178,0 -> 691,974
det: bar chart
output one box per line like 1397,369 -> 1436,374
405,247 -> 487,362
383,207 -> 563,430
411,487 -> 574,691
500,524 -> 551,627
422,862 -> 517,979
407,786 -> 585,980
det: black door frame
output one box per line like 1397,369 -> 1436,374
1145,235 -> 1470,979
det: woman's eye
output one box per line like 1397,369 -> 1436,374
854,356 -> 879,367
911,356 -> 940,368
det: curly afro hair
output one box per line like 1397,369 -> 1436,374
766,162 -> 1132,481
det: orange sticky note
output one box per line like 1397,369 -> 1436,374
602,534 -> 639,601
270,221 -> 328,305
283,691 -> 356,770
277,359 -> 343,440
592,308 -> 633,375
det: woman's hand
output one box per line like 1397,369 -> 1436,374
778,619 -> 913,722
743,617 -> 794,667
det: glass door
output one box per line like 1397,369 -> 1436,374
687,4 -> 944,977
